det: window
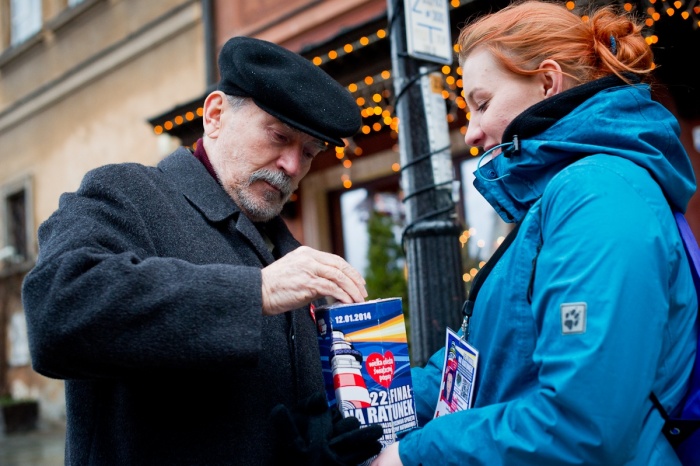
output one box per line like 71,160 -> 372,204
10,0 -> 42,46
1,177 -> 33,264
6,189 -> 27,259
8,311 -> 30,366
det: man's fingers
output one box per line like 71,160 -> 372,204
261,247 -> 368,315
304,247 -> 367,286
313,263 -> 367,303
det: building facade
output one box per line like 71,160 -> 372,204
0,0 -> 206,425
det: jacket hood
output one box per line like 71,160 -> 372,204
474,75 -> 696,222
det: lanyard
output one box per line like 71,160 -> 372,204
460,221 -> 522,341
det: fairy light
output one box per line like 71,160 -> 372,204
150,0 -> 680,266
151,0 -> 698,196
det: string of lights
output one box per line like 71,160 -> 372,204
153,0 -> 697,147
149,0 -> 697,283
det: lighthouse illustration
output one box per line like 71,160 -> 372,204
329,330 -> 371,410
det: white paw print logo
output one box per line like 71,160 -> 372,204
560,303 -> 586,334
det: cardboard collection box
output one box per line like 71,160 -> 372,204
315,298 -> 418,451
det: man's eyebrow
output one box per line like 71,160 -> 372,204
311,139 -> 329,152
282,122 -> 328,152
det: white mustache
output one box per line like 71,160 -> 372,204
248,169 -> 293,197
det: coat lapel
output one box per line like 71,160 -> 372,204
158,148 -> 282,265
233,214 -> 276,264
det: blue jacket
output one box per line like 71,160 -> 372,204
401,76 -> 698,465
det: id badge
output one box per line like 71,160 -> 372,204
433,327 -> 479,418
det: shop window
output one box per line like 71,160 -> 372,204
339,188 -> 370,273
330,175 -> 404,276
337,185 -> 406,301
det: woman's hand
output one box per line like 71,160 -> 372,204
371,441 -> 404,466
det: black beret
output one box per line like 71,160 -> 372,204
217,36 -> 361,147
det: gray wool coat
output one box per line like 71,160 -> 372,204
22,147 -> 326,465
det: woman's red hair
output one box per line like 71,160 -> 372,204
457,0 -> 654,84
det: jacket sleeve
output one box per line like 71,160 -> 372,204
397,161 -> 696,465
409,347 -> 447,426
22,164 -> 267,379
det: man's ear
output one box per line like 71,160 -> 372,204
538,59 -> 564,98
203,91 -> 226,138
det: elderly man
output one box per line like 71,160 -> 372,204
22,36 -> 382,465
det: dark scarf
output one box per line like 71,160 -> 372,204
192,138 -> 220,182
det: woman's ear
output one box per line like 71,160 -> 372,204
538,59 -> 564,98
203,91 -> 226,138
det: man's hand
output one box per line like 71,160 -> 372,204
261,246 -> 368,315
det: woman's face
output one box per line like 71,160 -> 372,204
461,47 -> 551,156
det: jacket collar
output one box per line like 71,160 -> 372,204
157,148 -> 281,264
158,147 -> 238,222
474,74 -> 645,223
502,74 -> 638,155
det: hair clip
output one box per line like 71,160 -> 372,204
610,35 -> 617,55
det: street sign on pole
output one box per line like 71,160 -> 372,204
389,0 -> 465,367
420,68 -> 453,190
404,0 -> 453,65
